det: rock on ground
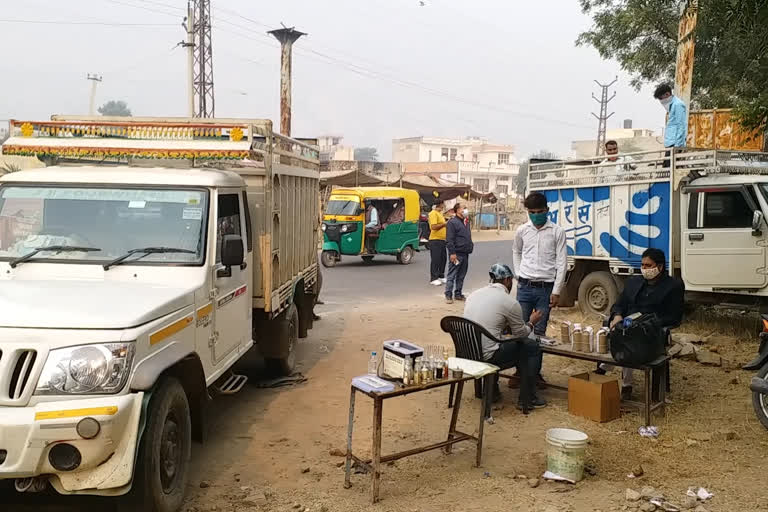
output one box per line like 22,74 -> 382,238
696,350 -> 723,366
625,489 -> 641,502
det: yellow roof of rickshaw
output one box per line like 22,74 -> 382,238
329,187 -> 421,221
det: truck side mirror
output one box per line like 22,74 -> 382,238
753,210 -> 764,235
219,235 -> 245,277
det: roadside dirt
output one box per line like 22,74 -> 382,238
183,298 -> 768,512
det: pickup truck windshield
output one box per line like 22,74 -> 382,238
0,186 -> 208,265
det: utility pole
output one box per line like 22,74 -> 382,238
674,1 -> 699,120
191,0 -> 214,118
181,4 -> 196,117
87,74 -> 102,116
268,26 -> 306,136
591,77 -> 617,156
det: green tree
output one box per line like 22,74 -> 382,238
577,0 -> 768,131
516,150 -> 559,194
354,147 -> 379,162
98,100 -> 132,117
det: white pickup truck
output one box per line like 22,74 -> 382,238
528,148 -> 768,316
0,117 -> 320,511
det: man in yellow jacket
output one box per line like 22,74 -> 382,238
428,199 -> 447,285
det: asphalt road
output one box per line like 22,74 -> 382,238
321,240 -> 513,308
0,240 -> 511,510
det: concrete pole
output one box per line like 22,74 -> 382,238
87,74 -> 102,116
186,3 -> 195,118
268,27 -> 307,137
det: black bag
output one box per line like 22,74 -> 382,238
608,313 -> 666,366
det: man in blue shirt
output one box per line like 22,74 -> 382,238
654,83 -> 687,167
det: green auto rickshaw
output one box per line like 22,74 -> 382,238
321,187 -> 421,267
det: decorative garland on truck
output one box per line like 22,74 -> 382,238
2,144 -> 249,161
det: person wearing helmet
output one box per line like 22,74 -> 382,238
463,263 -> 547,408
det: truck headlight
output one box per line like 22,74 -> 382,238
35,343 -> 135,395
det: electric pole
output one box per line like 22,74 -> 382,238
87,73 -> 102,116
591,77 -> 617,156
268,26 -> 306,136
189,0 -> 214,118
181,4 -> 196,117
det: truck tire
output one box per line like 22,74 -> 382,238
578,271 -> 618,318
397,246 -> 414,265
124,377 -> 191,512
752,364 -> 768,430
266,303 -> 299,376
321,250 -> 337,268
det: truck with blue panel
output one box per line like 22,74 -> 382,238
529,148 -> 768,317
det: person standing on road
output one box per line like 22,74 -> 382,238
513,192 -> 567,336
428,199 -> 448,286
653,83 -> 687,168
445,203 -> 473,304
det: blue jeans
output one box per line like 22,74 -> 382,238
445,253 -> 469,298
517,282 -> 554,336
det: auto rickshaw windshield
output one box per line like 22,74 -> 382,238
326,197 -> 361,216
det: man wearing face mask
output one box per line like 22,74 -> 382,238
463,264 -> 547,408
653,83 -> 688,168
598,248 -> 685,399
445,202 -> 474,304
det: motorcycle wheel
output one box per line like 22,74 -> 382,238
753,364 -> 768,430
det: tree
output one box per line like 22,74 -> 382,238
577,0 -> 768,131
354,147 -> 379,162
98,100 -> 132,117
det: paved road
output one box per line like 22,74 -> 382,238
321,240 -> 513,308
0,240 -> 512,510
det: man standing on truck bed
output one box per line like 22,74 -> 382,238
445,203 -> 473,304
653,83 -> 688,167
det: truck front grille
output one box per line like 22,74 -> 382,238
6,350 -> 37,401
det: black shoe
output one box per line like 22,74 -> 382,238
454,295 -> 467,301
517,397 -> 547,410
594,367 -> 607,376
621,386 -> 633,401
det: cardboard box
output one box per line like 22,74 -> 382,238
568,372 -> 620,423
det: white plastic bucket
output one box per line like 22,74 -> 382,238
545,428 -> 589,482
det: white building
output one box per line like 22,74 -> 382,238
317,135 -> 355,162
392,136 -> 519,197
571,120 -> 663,158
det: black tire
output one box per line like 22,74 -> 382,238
321,250 -> 337,268
577,271 -> 618,318
361,255 -> 375,264
124,377 -> 191,512
752,364 -> 768,430
266,303 -> 299,376
297,290 -> 310,339
397,246 -> 414,265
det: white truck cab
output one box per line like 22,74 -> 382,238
0,117 -> 321,512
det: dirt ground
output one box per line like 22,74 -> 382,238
182,295 -> 768,512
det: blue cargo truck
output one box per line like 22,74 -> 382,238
528,148 -> 768,317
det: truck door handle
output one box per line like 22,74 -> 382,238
689,233 -> 704,241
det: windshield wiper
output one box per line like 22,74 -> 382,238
9,245 -> 102,269
103,246 -> 196,271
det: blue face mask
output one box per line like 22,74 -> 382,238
529,212 -> 548,226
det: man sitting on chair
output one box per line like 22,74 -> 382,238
597,248 -> 684,400
463,263 -> 547,409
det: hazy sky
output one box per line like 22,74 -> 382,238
0,0 -> 667,159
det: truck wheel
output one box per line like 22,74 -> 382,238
126,377 -> 191,512
397,246 -> 414,265
321,250 -> 337,268
578,271 -> 618,318
752,364 -> 768,430
266,303 -> 299,376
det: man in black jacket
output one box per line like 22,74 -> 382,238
445,203 -> 474,304
599,248 -> 685,399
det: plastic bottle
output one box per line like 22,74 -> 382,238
368,351 -> 378,375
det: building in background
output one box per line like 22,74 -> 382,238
571,119 -> 663,158
317,135 -> 355,162
392,136 -> 519,198
0,120 -> 9,144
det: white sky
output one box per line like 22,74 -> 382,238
0,0 -> 667,158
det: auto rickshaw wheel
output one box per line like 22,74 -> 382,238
397,246 -> 414,265
361,255 -> 375,264
321,250 -> 338,268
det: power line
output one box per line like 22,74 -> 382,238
0,18 -> 176,26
